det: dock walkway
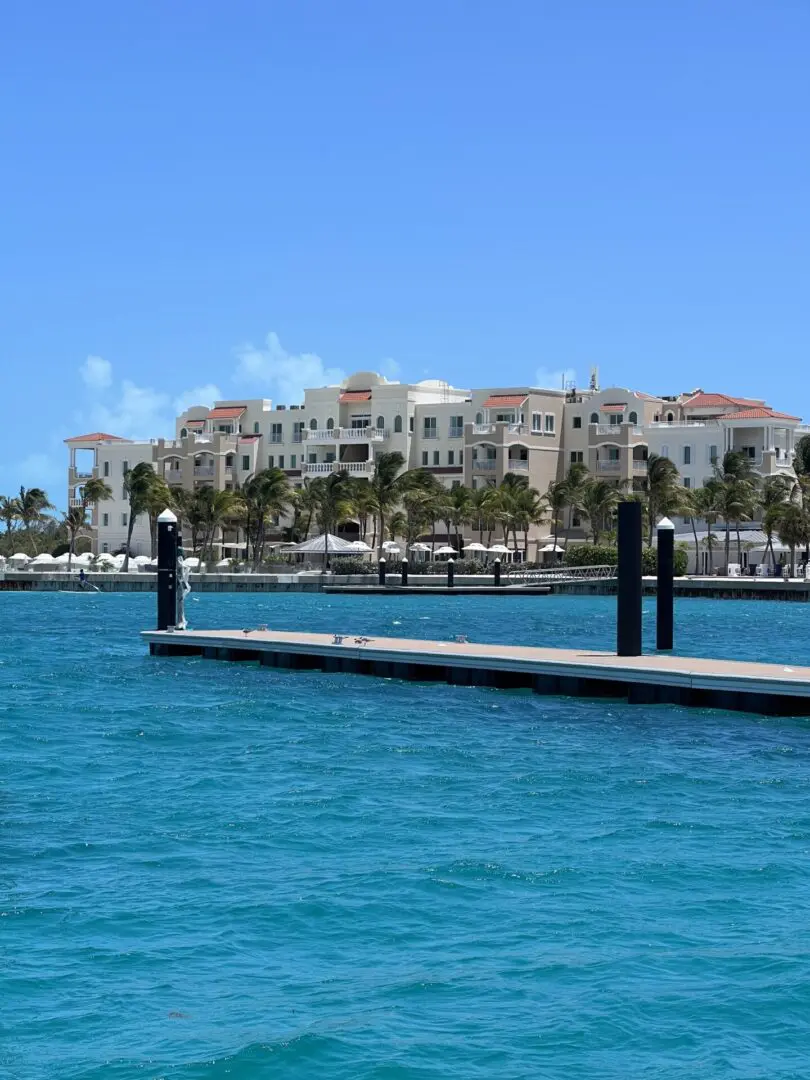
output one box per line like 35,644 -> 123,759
142,627 -> 810,716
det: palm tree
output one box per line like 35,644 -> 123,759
81,477 -> 113,515
447,485 -> 473,553
776,503 -> 810,575
296,478 -> 321,543
713,451 -> 759,566
561,462 -> 590,547
315,470 -> 354,567
350,479 -> 380,545
581,479 -> 620,546
145,476 -> 174,559
0,494 -> 20,537
63,505 -> 87,568
693,481 -> 722,575
645,454 -> 681,547
509,482 -> 547,558
17,487 -> 53,554
242,468 -> 292,567
370,451 -> 417,559
172,486 -> 207,558
544,479 -> 568,554
759,475 -> 793,569
122,463 -> 157,571
197,488 -> 239,565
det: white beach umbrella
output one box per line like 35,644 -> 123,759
94,553 -> 116,566
30,553 -> 56,564
381,540 -> 401,551
9,552 -> 31,563
74,551 -> 94,565
53,553 -> 72,564
292,533 -> 358,554
345,540 -> 373,553
216,558 -> 232,568
540,543 -> 564,553
487,544 -> 511,554
409,542 -> 432,552
182,556 -> 201,568
132,554 -> 151,565
464,542 -> 487,553
434,545 -> 457,556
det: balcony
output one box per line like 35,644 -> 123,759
194,465 -> 215,478
163,466 -> 183,481
473,459 -> 498,471
305,426 -> 387,443
597,460 -> 621,473
508,459 -> 529,471
449,427 -> 464,439
592,424 -> 643,437
632,459 -> 648,473
472,423 -> 496,435
300,460 -> 374,476
69,497 -> 83,508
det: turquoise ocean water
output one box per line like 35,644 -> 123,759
4,592 -> 810,1079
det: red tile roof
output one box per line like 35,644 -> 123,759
339,390 -> 372,402
683,392 -> 766,410
184,419 -> 205,426
207,406 -> 246,419
601,402 -> 627,413
718,408 -> 801,422
482,394 -> 527,408
64,432 -> 130,444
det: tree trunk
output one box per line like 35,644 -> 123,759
690,517 -> 700,574
724,523 -> 731,570
735,523 -> 742,565
123,512 -> 136,572
378,511 -> 386,559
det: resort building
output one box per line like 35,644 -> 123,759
66,371 -> 803,557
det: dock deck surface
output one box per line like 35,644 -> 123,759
143,627 -> 810,716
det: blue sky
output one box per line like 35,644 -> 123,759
1,1 -> 808,504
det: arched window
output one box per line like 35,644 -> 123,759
666,412 -> 674,423
394,415 -> 403,433
253,422 -> 259,434
225,454 -> 234,466
590,412 -> 598,424
628,411 -> 638,425
475,412 -> 483,424
326,417 -> 334,430
180,427 -> 187,438
310,418 -> 318,430
661,444 -> 670,459
376,415 -> 384,430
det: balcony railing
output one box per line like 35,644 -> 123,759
597,461 -> 621,473
305,426 -> 388,442
632,459 -> 648,472
591,425 -> 644,437
449,427 -> 464,439
301,460 -> 374,475
473,459 -> 498,471
194,465 -> 215,478
508,459 -> 529,470
472,423 -> 496,435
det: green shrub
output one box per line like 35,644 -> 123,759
564,545 -> 618,567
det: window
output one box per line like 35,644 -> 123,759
433,450 -> 440,465
683,446 -> 691,465
121,513 -> 128,527
573,416 -> 582,429
122,460 -> 129,474
590,412 -> 598,424
683,477 -> 692,489
572,515 -> 581,528
308,453 -> 316,463
570,451 -> 584,464
422,451 -> 428,465
742,445 -> 756,460
545,414 -> 555,433
309,418 -> 318,430
376,415 -> 384,430
628,411 -> 638,425
293,422 -> 304,442
278,455 -> 285,468
608,447 -> 620,461
242,455 -> 250,471
253,422 -> 259,434
102,513 -> 109,527
451,480 -> 461,489
475,412 -> 483,424
394,416 -> 403,433
325,452 -> 335,463
122,485 -> 127,500
423,417 -> 437,438
180,428 -> 187,438
326,417 -> 334,430
532,412 -> 542,433
666,412 -> 674,422
271,423 -> 283,443
225,454 -> 234,467
709,445 -> 718,464
448,450 -> 455,465
291,454 -> 297,468
449,415 -> 463,437
103,461 -> 110,477
609,413 -> 622,426
102,543 -> 109,554
661,444 -> 670,459
409,416 -> 414,432
268,455 -> 274,467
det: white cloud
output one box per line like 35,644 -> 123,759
379,357 -> 400,381
234,331 -> 345,404
534,366 -> 577,391
174,384 -> 222,415
80,354 -> 112,390
91,380 -> 173,441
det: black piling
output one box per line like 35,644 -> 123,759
447,558 -> 455,588
493,558 -> 501,586
617,500 -> 642,656
656,517 -> 675,650
401,558 -> 409,586
156,508 -> 179,631
378,557 -> 386,586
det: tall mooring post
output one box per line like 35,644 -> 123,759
447,558 -> 455,587
378,557 -> 386,586
493,558 -> 501,586
656,516 -> 675,651
157,508 -> 179,631
617,500 -> 642,656
401,558 -> 409,586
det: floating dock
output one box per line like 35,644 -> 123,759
142,628 -> 810,716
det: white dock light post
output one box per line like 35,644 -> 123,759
656,516 -> 675,651
157,508 -> 178,631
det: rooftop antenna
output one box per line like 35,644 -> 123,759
589,366 -> 599,391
